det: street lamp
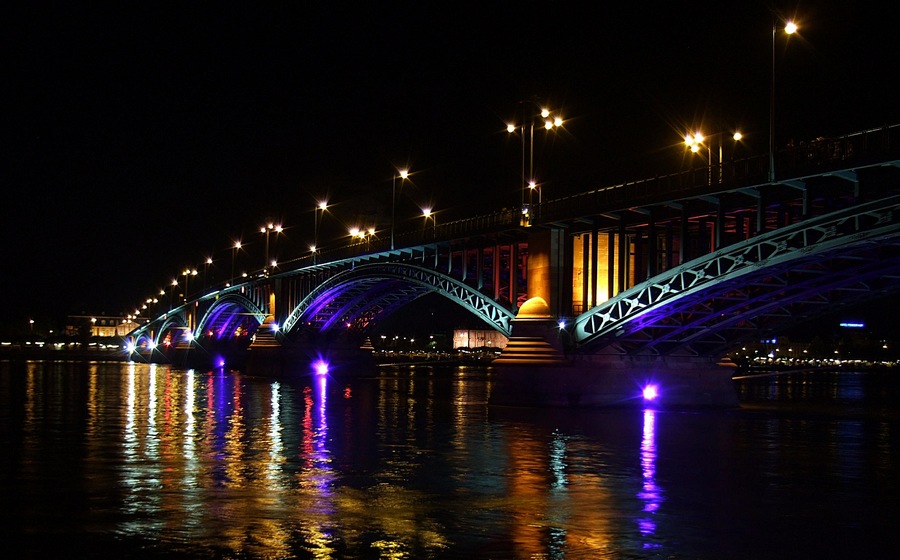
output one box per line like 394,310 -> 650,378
260,222 -> 282,277
422,208 -> 436,240
314,201 -> 327,264
684,130 -> 743,186
169,278 -> 178,310
230,240 -> 241,286
391,168 -> 409,251
770,18 -> 798,183
507,100 -> 563,222
203,256 -> 212,290
182,268 -> 197,301
528,181 -> 541,221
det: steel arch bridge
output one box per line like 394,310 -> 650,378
280,262 -> 515,336
572,194 -> 900,357
124,124 -> 900,367
127,250 -> 521,354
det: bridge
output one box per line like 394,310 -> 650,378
127,124 -> 900,407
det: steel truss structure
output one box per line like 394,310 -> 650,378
282,262 -> 515,336
573,194 -> 900,356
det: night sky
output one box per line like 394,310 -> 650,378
4,2 -> 897,334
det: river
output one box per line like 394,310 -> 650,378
2,359 -> 898,559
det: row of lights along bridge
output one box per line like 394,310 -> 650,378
136,176 -> 433,319
132,17 -> 799,321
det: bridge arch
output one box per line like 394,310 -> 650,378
195,293 -> 268,340
281,262 -> 516,337
573,194 -> 900,357
126,314 -> 190,351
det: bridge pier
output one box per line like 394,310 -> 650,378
491,297 -> 739,408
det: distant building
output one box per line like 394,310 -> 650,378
452,329 -> 508,350
66,315 -> 143,338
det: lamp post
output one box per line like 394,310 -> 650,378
507,100 -> 563,223
260,222 -> 282,277
203,256 -> 212,290
685,130 -> 743,186
169,278 -> 178,310
230,241 -> 241,286
770,18 -> 798,183
391,168 -> 409,251
182,268 -> 197,301
422,208 -> 436,240
528,181 -> 541,221
314,201 -> 327,264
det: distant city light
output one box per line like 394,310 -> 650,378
840,322 -> 865,328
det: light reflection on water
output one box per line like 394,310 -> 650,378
1,361 -> 899,559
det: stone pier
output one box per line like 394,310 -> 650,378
490,297 -> 739,408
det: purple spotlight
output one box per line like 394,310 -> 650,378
642,384 -> 659,401
313,359 -> 329,376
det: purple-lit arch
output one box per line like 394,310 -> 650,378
281,262 -> 515,336
194,293 -> 267,340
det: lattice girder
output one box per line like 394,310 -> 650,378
282,262 -> 515,336
573,194 -> 900,355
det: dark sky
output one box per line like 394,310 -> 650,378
3,2 -> 897,332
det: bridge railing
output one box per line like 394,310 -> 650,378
539,124 -> 900,225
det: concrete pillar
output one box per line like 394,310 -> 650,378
525,228 -> 566,317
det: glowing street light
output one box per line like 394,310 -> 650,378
203,256 -> 213,290
684,129 -> 743,185
182,268 -> 197,301
528,180 -> 541,221
169,278 -> 178,310
507,100 -> 563,222
391,168 -> 409,251
421,207 -> 436,240
770,18 -> 798,183
314,200 -> 327,264
230,240 -> 241,286
260,222 -> 282,277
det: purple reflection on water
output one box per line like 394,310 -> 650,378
638,408 -> 664,548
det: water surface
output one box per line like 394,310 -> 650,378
2,360 -> 898,558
